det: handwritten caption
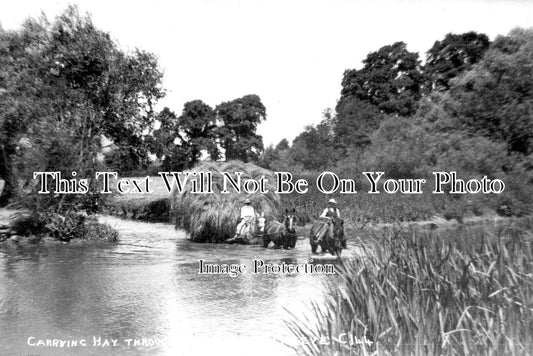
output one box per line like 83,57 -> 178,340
27,336 -> 163,348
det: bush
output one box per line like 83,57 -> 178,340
11,211 -> 48,236
12,212 -> 118,242
83,218 -> 119,242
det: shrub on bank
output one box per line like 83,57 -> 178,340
11,212 -> 118,242
288,217 -> 533,355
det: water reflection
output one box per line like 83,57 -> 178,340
0,216 -> 359,355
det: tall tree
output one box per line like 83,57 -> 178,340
289,113 -> 335,170
340,42 -> 425,116
260,138 -> 291,170
215,94 -> 266,162
445,28 -> 533,155
275,138 -> 290,151
334,97 -> 385,152
150,101 -> 218,170
148,107 -> 182,170
178,100 -> 219,164
260,144 -> 278,169
425,31 -> 490,91
0,6 -> 164,204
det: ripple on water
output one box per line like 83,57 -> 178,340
0,215 -> 359,356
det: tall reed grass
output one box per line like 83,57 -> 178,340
287,217 -> 533,355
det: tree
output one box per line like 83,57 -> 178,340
334,97 -> 385,152
276,138 -> 290,151
215,94 -> 266,162
289,114 -> 336,171
260,144 -> 278,169
425,31 -> 490,91
0,6 -> 164,205
445,28 -> 533,154
260,138 -> 291,170
340,42 -> 425,116
148,107 -> 181,170
178,100 -> 219,164
150,101 -> 221,170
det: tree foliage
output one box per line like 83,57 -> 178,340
334,97 -> 385,152
340,42 -> 425,117
272,28 -> 533,217
425,31 -> 490,90
150,101 -> 219,171
288,113 -> 335,171
445,28 -> 533,154
215,94 -> 266,162
149,95 -> 267,169
179,100 -> 219,162
0,6 -> 164,205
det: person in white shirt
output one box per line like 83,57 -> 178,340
320,198 -> 340,220
235,198 -> 255,237
316,198 -> 341,244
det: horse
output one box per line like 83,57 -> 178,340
226,214 -> 266,244
309,216 -> 345,255
262,209 -> 298,249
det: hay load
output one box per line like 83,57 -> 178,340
170,160 -> 281,243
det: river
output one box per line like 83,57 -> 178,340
0,216 -> 361,356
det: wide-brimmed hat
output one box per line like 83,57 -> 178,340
244,198 -> 252,205
328,198 -> 337,204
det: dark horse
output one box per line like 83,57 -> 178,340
262,209 -> 298,249
310,216 -> 345,255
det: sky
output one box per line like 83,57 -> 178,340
0,0 -> 532,146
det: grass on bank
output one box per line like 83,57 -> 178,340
281,172 -> 533,227
102,167 -> 533,251
104,172 -> 525,225
101,175 -> 171,222
287,217 -> 533,356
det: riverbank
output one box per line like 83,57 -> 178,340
0,210 -> 59,247
0,208 -> 119,246
102,176 -> 517,242
102,176 -> 171,222
0,209 -> 26,243
103,174 -> 527,227
22,172 -> 528,248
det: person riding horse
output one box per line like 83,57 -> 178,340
234,198 -> 255,239
320,198 -> 341,220
316,199 -> 345,248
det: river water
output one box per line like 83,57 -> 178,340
0,216 -> 361,356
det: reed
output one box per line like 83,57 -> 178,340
287,217 -> 533,355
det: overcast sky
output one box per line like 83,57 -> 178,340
0,0 -> 531,146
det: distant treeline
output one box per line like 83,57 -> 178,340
261,29 -> 533,216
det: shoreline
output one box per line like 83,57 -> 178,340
1,206 -> 525,248
0,208 -> 118,246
